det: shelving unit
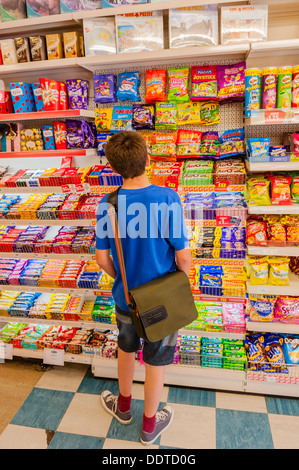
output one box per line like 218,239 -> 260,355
0,0 -> 299,398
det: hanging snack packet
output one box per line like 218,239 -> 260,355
97,133 -> 112,157
137,132 -> 152,154
191,65 -> 218,101
176,130 -> 202,159
151,132 -> 177,160
268,256 -> 290,286
219,128 -> 245,157
94,74 -> 117,103
116,71 -> 141,102
110,106 -> 133,132
95,108 -> 113,131
145,69 -> 167,103
267,174 -> 292,205
247,176 -> 271,205
199,131 -> 221,158
200,101 -> 220,125
132,104 -> 155,130
167,67 -> 189,103
155,102 -> 177,129
177,101 -> 201,126
217,61 -> 246,103
249,256 -> 269,285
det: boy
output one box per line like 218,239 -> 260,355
96,131 -> 191,446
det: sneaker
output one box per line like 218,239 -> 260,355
140,405 -> 174,446
100,390 -> 132,425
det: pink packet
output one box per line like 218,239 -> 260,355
274,296 -> 299,324
217,61 -> 246,103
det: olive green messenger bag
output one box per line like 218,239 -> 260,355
107,188 -> 198,343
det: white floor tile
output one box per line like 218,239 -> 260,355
216,392 -> 267,413
103,438 -> 159,450
35,364 -> 89,393
268,414 -> 299,449
0,424 -> 48,449
57,392 -> 112,438
160,403 -> 216,449
131,382 -> 169,403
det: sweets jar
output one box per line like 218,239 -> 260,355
292,66 -> 299,108
277,66 -> 293,109
262,67 -> 277,109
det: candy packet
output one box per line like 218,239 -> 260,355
167,67 -> 189,103
95,107 -> 113,131
97,133 -> 112,157
275,298 -> 299,324
247,137 -> 270,161
248,294 -> 276,322
116,72 -> 141,102
145,69 -> 167,103
268,256 -> 290,286
177,101 -> 201,126
150,132 -> 177,160
199,131 -> 221,158
217,61 -> 246,103
200,101 -> 220,125
155,102 -> 177,129
110,106 -> 133,132
66,79 -> 88,110
94,74 -> 117,103
219,128 -> 245,157
248,256 -> 269,285
176,130 -> 202,159
132,104 -> 155,130
191,65 -> 218,101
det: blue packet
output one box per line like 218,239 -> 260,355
116,72 -> 141,102
97,132 -> 112,157
110,106 -> 133,132
219,128 -> 245,158
247,137 -> 270,160
200,265 -> 223,287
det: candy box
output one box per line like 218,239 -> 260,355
14,37 -> 30,63
42,125 -> 56,150
40,78 -> 60,111
0,91 -> 13,114
53,121 -> 67,149
29,36 -> 46,61
1,39 -> 18,65
46,34 -> 63,60
63,31 -> 82,58
9,82 -> 36,114
0,0 -> 26,21
26,0 -> 60,17
60,0 -> 101,12
31,82 -> 45,112
66,79 -> 88,110
83,17 -> 116,56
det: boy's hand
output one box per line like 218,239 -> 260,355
96,249 -> 117,280
175,248 -> 192,277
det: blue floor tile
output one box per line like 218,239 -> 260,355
11,388 -> 74,431
77,369 -> 119,396
48,432 -> 104,449
107,399 -> 165,444
167,386 -> 216,408
265,396 -> 299,416
216,409 -> 273,449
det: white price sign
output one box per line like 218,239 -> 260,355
43,348 -> 64,366
0,343 -> 13,361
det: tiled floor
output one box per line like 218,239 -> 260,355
0,362 -> 299,449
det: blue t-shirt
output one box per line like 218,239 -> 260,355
96,184 -> 189,312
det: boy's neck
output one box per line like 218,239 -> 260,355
121,173 -> 151,190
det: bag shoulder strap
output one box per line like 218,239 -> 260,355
107,187 -> 132,308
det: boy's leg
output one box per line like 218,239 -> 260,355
144,363 -> 165,418
118,348 -> 135,398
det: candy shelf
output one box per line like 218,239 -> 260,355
246,272 -> 299,297
248,204 -> 299,215
0,58 -> 79,77
0,110 -> 95,122
247,38 -> 299,60
0,149 -> 97,159
0,252 -> 94,261
0,284 -> 99,296
247,245 -> 299,257
0,12 -> 75,38
0,218 -> 96,227
245,108 -> 299,126
246,161 -> 299,173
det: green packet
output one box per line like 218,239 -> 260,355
167,67 -> 189,103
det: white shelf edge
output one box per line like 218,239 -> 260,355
246,320 -> 299,335
246,160 -> 299,173
248,204 -> 299,215
247,245 -> 299,257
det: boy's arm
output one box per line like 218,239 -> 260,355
176,247 -> 192,276
96,249 -> 117,280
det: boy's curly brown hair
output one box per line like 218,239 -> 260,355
105,131 -> 148,179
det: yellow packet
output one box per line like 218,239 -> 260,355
249,256 -> 269,285
268,257 -> 290,286
95,107 -> 113,131
177,101 -> 202,126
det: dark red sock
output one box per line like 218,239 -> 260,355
143,413 -> 156,433
118,393 -> 131,413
